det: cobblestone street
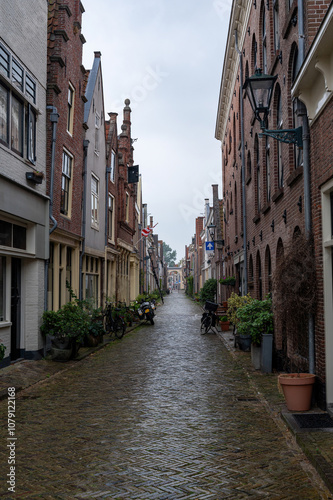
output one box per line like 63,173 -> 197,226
0,292 -> 331,499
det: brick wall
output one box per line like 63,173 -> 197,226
47,0 -> 86,237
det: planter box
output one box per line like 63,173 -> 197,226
220,321 -> 230,331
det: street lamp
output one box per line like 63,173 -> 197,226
243,68 -> 303,148
207,224 -> 224,245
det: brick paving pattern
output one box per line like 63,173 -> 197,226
0,292 -> 331,499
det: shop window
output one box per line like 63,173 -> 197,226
0,220 -> 26,250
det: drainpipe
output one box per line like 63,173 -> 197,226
235,29 -> 248,295
44,107 -> 59,311
79,140 -> 89,300
297,0 -> 314,374
105,164 -> 111,302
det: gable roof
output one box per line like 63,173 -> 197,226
84,53 -> 101,124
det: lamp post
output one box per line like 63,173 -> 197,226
243,69 -> 303,148
207,224 -> 224,246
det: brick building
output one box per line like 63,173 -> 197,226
216,0 -> 332,408
46,0 -> 86,309
117,99 -> 140,303
0,0 -> 48,364
291,3 -> 333,411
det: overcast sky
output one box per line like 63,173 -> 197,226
82,0 -> 231,261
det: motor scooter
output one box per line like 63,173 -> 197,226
137,298 -> 155,325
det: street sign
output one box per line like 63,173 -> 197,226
205,241 -> 215,252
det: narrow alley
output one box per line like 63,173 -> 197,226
0,292 -> 330,499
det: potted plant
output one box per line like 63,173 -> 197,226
0,341 -> 6,361
273,233 -> 317,411
26,170 -> 44,184
236,297 -> 274,371
227,292 -> 253,350
219,315 -> 230,331
40,302 -> 90,360
220,276 -> 236,286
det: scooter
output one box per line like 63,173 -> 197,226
137,298 -> 155,325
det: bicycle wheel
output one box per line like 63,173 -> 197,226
104,314 -> 112,335
200,314 -> 211,335
113,317 -> 126,339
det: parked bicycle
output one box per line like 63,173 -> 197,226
200,301 -> 219,335
103,302 -> 126,339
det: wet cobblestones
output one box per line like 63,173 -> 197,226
0,292 -> 332,499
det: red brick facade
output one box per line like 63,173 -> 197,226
216,1 -> 331,405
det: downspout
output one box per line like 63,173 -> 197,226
79,139 -> 89,300
235,29 -> 248,295
105,165 -> 111,303
297,0 -> 314,373
44,107 -> 59,311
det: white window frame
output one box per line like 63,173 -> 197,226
110,150 -> 116,182
108,193 -> 115,242
61,150 -> 73,217
67,82 -> 75,135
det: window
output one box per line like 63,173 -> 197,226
262,5 -> 267,73
0,82 -> 9,144
0,45 -> 9,77
0,44 -> 37,161
110,150 -> 115,182
0,257 -> 5,321
125,192 -> 130,223
85,256 -> 99,308
273,1 -> 280,51
0,220 -> 26,250
94,112 -> 100,155
25,74 -> 36,103
67,83 -> 74,135
255,135 -> 261,212
27,105 -> 36,163
266,136 -> 271,202
61,151 -> 72,216
11,94 -> 23,155
91,174 -> 99,228
276,87 -> 283,187
291,47 -> 303,168
108,193 -> 115,241
12,59 -> 23,91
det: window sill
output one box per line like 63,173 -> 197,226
286,165 -> 303,187
253,213 -> 260,224
272,187 -> 284,202
262,202 -> 271,214
0,321 -> 12,328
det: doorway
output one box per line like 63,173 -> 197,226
11,258 -> 21,360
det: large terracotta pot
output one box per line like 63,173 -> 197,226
278,373 -> 316,411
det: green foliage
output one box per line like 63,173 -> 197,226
41,281 -> 105,343
200,278 -> 217,303
236,297 -> 274,345
163,242 -> 177,267
220,315 -> 228,322
220,276 -> 236,286
0,342 -> 6,361
187,275 -> 194,297
227,292 -> 253,326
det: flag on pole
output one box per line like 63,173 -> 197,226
141,227 -> 153,237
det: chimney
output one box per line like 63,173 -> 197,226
150,216 -> 153,229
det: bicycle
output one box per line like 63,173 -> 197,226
200,301 -> 219,335
103,302 -> 126,339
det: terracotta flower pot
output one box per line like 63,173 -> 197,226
278,373 -> 316,411
220,321 -> 230,331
